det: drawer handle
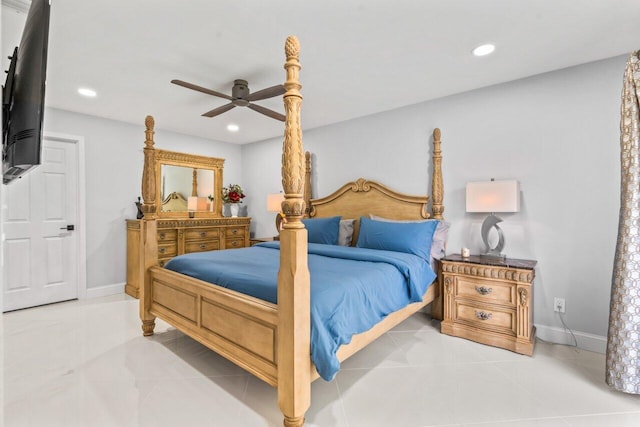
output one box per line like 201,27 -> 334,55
159,260 -> 166,267
231,241 -> 239,246
199,243 -> 207,249
200,231 -> 207,237
159,233 -> 165,240
231,229 -> 238,235
159,247 -> 166,254
475,286 -> 493,295
475,311 -> 492,321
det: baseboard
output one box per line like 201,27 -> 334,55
84,282 -> 125,299
535,323 -> 607,354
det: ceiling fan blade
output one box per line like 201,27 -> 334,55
171,79 -> 233,100
247,103 -> 286,121
202,103 -> 236,118
246,84 -> 285,102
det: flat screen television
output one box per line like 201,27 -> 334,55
2,0 -> 51,185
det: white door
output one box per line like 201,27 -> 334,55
3,136 -> 80,312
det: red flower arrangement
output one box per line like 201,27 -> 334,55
222,184 -> 246,203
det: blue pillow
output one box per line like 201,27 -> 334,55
356,216 -> 438,260
301,216 -> 341,245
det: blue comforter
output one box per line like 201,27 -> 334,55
164,242 -> 436,380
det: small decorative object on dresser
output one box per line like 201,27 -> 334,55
222,183 -> 245,217
440,253 -> 536,355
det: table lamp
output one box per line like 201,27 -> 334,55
466,179 -> 520,259
266,193 -> 285,236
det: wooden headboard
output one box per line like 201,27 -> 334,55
307,128 -> 444,244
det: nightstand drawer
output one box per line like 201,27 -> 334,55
185,240 -> 221,253
455,301 -> 516,335
185,228 -> 220,241
455,276 -> 516,306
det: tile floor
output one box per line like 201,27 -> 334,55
2,294 -> 639,427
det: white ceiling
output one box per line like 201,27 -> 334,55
3,0 -> 640,144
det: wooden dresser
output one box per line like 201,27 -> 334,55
125,217 -> 250,298
440,254 -> 537,355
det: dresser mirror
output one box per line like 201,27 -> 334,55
154,149 -> 224,218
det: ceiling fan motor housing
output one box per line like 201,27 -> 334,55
232,79 -> 250,106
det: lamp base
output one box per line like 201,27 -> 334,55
480,251 -> 506,261
481,213 -> 506,259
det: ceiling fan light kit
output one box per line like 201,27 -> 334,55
171,78 -> 286,121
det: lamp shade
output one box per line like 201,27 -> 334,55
466,180 -> 520,213
266,193 -> 285,212
188,196 -> 208,211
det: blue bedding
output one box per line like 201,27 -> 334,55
164,242 -> 436,380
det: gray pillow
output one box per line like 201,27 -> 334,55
338,219 -> 355,246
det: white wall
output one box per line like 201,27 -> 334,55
242,54 -> 628,348
43,108 -> 243,289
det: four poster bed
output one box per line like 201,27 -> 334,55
136,36 -> 445,426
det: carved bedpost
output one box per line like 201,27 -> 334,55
139,116 -> 157,337
431,128 -> 444,220
277,35 -> 311,427
141,116 -> 157,219
304,151 -> 311,216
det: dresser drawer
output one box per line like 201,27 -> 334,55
455,301 -> 516,335
185,240 -> 221,253
226,238 -> 245,249
455,276 -> 516,307
185,228 -> 220,241
157,229 -> 177,242
157,242 -> 177,257
226,227 -> 245,238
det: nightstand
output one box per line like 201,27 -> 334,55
440,254 -> 537,355
250,236 -> 277,246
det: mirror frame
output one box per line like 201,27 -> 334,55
154,149 -> 224,218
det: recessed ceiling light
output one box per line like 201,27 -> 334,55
78,87 -> 97,97
227,123 -> 239,132
472,44 -> 495,57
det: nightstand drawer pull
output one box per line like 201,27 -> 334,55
475,286 -> 493,295
475,310 -> 493,321
199,243 -> 207,249
200,231 -> 207,237
159,247 -> 166,254
159,232 -> 166,240
231,229 -> 238,235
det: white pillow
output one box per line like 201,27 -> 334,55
369,214 -> 449,260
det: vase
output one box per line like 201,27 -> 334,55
229,203 -> 240,217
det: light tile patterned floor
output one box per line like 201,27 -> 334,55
2,295 -> 640,426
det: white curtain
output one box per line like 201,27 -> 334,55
607,50 -> 640,395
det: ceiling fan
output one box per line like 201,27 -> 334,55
171,79 -> 286,121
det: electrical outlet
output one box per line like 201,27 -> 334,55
554,297 -> 566,313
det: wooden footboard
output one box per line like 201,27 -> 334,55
149,266 -> 279,385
